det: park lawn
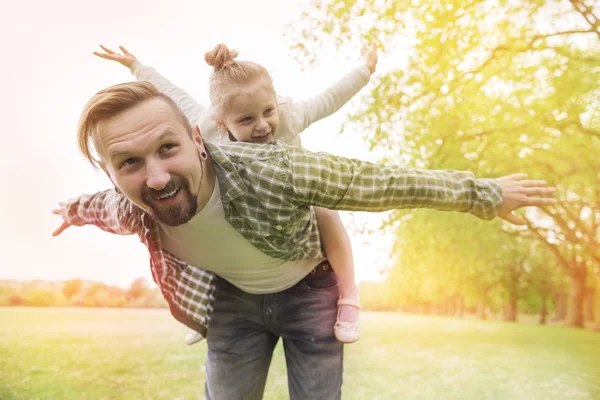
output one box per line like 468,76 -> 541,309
1,307 -> 599,400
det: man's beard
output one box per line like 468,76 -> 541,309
141,175 -> 197,226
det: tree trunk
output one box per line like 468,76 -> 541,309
594,286 -> 600,332
584,288 -> 595,322
539,294 -> 548,325
456,295 -> 464,318
445,301 -> 452,316
567,267 -> 587,328
477,301 -> 487,320
504,297 -> 518,322
554,292 -> 567,321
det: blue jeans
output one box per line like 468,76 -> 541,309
205,263 -> 343,400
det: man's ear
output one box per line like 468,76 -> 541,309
194,125 -> 203,145
193,125 -> 208,160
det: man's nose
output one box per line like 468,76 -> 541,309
146,161 -> 171,190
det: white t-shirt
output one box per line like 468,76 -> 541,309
159,179 -> 318,294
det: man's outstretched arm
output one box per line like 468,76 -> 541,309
285,147 -> 556,225
52,189 -> 141,236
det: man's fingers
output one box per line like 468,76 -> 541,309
502,173 -> 528,181
523,186 -> 556,196
119,45 -> 130,55
522,197 -> 558,207
52,221 -> 70,237
501,213 -> 526,225
521,179 -> 549,188
51,209 -> 63,215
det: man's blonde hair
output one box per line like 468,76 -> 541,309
77,81 -> 192,169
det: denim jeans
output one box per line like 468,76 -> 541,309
205,264 -> 343,400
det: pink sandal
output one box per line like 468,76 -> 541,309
334,297 -> 361,343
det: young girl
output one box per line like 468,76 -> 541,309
94,42 -> 377,344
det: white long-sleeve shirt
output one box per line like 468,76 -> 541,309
129,60 -> 371,146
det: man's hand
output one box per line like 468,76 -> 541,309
496,173 -> 557,225
93,45 -> 137,68
52,202 -> 74,236
361,41 -> 378,75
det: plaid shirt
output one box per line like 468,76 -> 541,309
64,140 -> 503,336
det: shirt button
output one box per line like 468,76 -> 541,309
275,225 -> 283,231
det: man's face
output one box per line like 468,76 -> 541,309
95,98 -> 205,226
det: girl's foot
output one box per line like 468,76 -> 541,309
334,297 -> 361,343
185,330 -> 204,345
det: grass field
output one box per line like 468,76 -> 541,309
1,307 -> 599,400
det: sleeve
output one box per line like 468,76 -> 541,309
284,147 -> 503,221
63,189 -> 143,235
129,61 -> 209,130
288,65 -> 371,134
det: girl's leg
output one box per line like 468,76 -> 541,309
313,207 -> 360,342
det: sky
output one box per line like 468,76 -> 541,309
0,0 -> 398,288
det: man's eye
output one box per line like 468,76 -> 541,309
122,158 -> 139,168
160,144 -> 177,153
265,108 -> 273,114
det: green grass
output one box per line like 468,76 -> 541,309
1,308 -> 599,399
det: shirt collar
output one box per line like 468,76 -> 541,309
204,141 -> 247,206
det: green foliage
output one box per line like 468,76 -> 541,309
25,288 -> 65,307
0,279 -> 167,309
126,277 -> 150,302
61,279 -> 82,300
292,0 -> 600,323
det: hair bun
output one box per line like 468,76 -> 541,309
204,43 -> 239,70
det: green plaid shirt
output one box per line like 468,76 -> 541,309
64,140 -> 502,336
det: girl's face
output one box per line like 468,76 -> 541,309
221,77 -> 279,144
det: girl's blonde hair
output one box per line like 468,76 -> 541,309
204,43 -> 275,123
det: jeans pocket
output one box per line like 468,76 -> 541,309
302,272 -> 339,290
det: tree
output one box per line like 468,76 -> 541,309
61,279 -> 82,301
82,283 -> 109,307
292,0 -> 600,328
8,294 -> 25,306
25,288 -> 63,307
126,277 -> 150,303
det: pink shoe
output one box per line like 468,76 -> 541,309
334,297 -> 361,344
185,330 -> 204,345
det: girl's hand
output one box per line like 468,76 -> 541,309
361,42 -> 378,75
93,45 -> 138,68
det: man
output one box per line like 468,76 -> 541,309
53,81 -> 556,400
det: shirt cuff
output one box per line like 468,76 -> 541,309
470,178 -> 503,220
129,60 -> 144,75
